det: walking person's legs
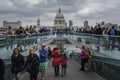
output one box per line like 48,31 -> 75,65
33,74 -> 38,80
64,66 -> 66,76
40,62 -> 47,80
62,66 -> 66,76
61,66 -> 64,76
30,74 -> 34,80
57,66 -> 59,76
111,38 -> 115,50
80,59 -> 85,71
54,66 -> 57,76
55,66 -> 59,76
41,69 -> 45,80
14,72 -> 18,80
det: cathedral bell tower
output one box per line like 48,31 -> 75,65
37,17 -> 40,27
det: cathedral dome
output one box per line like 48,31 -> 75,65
55,8 -> 64,19
54,8 -> 66,28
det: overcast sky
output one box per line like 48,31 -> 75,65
0,0 -> 120,27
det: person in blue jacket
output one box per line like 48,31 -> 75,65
38,43 -> 48,80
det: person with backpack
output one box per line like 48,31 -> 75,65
108,26 -> 117,36
52,47 -> 61,77
108,25 -> 117,50
24,48 -> 39,80
79,46 -> 89,71
85,47 -> 91,62
61,53 -> 68,77
11,48 -> 25,80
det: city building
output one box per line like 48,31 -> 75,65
101,21 -> 105,26
102,23 -> 113,29
84,20 -> 88,27
65,22 -> 67,27
3,21 -> 22,28
54,8 -> 66,29
69,20 -> 73,27
36,17 -> 40,28
39,8 -> 78,29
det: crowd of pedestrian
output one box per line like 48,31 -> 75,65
5,24 -> 120,50
0,41 -> 93,80
6,26 -> 49,36
5,24 -> 120,36
1,24 -> 120,80
6,43 -> 68,80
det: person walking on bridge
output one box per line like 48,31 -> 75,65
11,48 -> 24,80
38,43 -> 48,80
79,46 -> 90,71
52,47 -> 61,77
24,48 -> 39,80
61,53 -> 68,77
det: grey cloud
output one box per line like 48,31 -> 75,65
0,0 -> 120,26
10,0 -> 28,8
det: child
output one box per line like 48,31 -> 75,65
61,53 -> 68,77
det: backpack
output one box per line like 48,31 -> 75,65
85,51 -> 90,58
109,29 -> 116,35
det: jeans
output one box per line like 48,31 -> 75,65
61,66 -> 66,76
80,58 -> 88,70
54,66 -> 59,76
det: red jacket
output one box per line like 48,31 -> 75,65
52,50 -> 61,66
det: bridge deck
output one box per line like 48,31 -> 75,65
20,59 -> 106,80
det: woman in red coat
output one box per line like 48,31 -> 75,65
52,48 -> 61,77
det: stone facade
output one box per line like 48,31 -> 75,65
3,21 -> 22,28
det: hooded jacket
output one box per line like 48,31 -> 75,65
52,50 -> 61,66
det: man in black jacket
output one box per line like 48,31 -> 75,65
95,24 -> 102,51
0,58 -> 5,80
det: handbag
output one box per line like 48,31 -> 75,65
25,57 -> 35,73
26,64 -> 32,73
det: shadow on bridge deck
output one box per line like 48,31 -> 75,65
20,59 -> 106,80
